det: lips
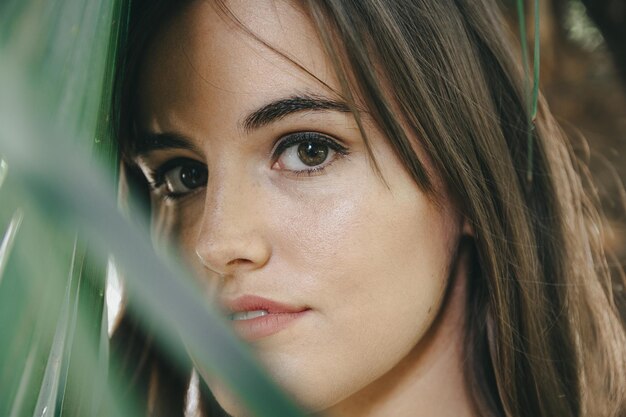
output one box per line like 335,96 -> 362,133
221,294 -> 310,341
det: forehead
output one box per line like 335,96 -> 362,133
137,0 -> 341,131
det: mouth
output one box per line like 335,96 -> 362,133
229,310 -> 270,321
221,294 -> 311,341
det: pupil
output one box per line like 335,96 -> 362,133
180,164 -> 207,188
297,142 -> 328,166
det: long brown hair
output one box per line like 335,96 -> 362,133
113,1 -> 626,416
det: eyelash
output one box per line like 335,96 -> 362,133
145,132 -> 350,200
148,157 -> 195,189
271,131 -> 349,176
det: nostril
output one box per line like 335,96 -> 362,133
226,258 -> 253,267
194,228 -> 272,275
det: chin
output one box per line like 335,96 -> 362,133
207,367 -> 344,417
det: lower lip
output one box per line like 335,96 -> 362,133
230,310 -> 311,341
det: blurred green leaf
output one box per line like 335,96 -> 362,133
32,240 -> 80,417
0,0 -> 307,416
0,210 -> 23,281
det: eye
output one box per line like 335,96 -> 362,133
272,132 -> 348,174
150,158 -> 208,198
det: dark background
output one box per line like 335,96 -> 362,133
502,0 -> 626,270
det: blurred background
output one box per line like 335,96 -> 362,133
502,0 -> 626,273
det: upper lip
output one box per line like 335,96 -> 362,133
221,294 -> 308,314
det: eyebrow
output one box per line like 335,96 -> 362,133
242,94 -> 351,132
133,132 -> 200,156
133,94 -> 352,156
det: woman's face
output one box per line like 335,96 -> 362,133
135,0 -> 464,414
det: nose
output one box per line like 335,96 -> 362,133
194,175 -> 272,277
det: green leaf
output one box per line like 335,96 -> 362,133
516,0 -> 541,184
0,210 -> 23,281
0,0 -> 307,415
32,239 -> 80,417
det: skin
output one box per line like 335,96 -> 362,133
135,1 -> 476,416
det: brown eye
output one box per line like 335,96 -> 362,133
273,132 -> 348,174
297,142 -> 329,166
162,160 -> 207,195
179,163 -> 207,188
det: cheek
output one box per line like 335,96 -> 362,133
271,170 -> 456,317
250,173 -> 460,410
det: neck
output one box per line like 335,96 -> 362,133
322,241 -> 477,417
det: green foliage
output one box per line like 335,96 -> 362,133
516,0 -> 540,183
0,1 -> 305,416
